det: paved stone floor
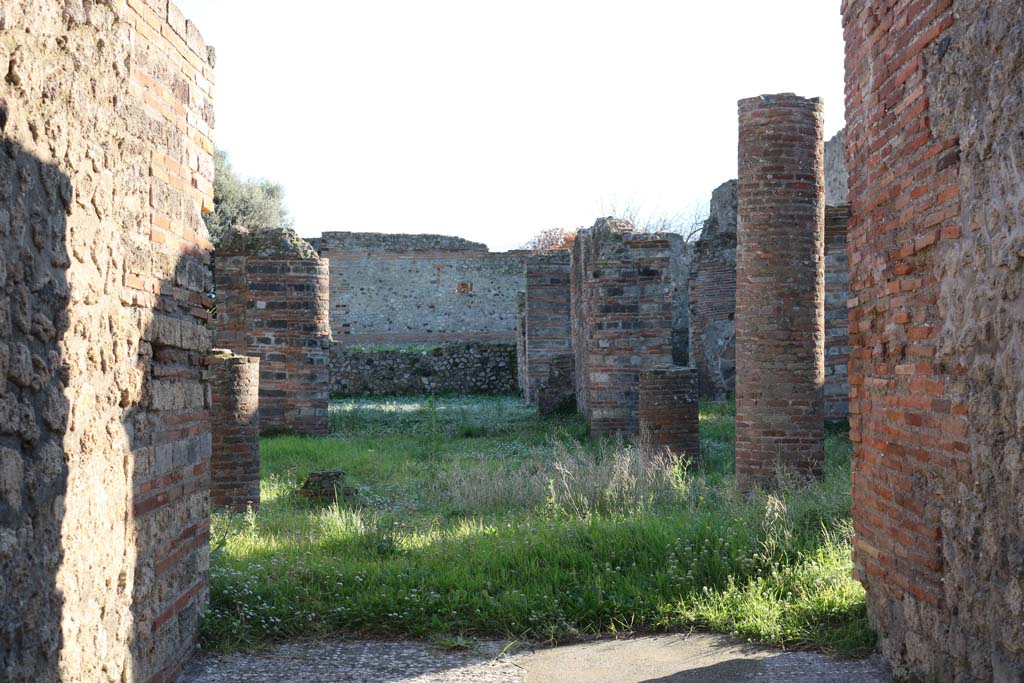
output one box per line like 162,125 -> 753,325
183,633 -> 892,682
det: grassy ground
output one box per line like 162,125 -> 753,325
202,396 -> 873,657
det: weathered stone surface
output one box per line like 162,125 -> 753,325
688,180 -> 737,400
329,342 -> 517,397
844,1 -> 1024,679
317,231 -> 527,345
824,128 -> 849,205
515,291 -> 528,399
210,351 -> 260,512
570,218 -> 674,437
735,93 -> 825,490
215,226 -> 331,436
0,1 -> 215,681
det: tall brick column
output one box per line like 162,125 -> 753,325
639,367 -> 701,464
215,227 -> 332,435
735,94 -> 825,489
210,351 -> 261,511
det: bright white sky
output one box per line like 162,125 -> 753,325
176,1 -> 846,251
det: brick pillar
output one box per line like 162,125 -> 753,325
824,204 -> 850,421
215,227 -> 332,436
639,367 -> 701,464
524,251 -> 572,405
735,94 -> 825,489
210,351 -> 260,512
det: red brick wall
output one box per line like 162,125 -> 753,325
524,252 -> 573,404
215,231 -> 331,436
840,0 -> 1024,678
735,94 -> 825,489
639,367 -> 701,464
210,352 -> 260,512
570,219 -> 674,437
824,205 -> 851,421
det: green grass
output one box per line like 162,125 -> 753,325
202,395 -> 874,657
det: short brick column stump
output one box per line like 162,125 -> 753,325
210,350 -> 261,512
735,93 -> 826,490
639,366 -> 701,464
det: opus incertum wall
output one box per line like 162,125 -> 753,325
570,218 -> 674,437
735,94 -> 825,490
215,227 -> 331,436
0,1 -> 216,681
317,231 -> 527,345
844,0 -> 1024,678
210,351 -> 260,511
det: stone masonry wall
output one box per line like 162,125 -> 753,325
824,128 -> 849,206
524,251 -> 572,404
317,231 -> 527,345
329,342 -> 517,397
209,351 -> 260,512
570,218 -> 674,437
1,1 -> 215,681
215,227 -> 331,436
735,94 -> 825,490
844,0 -> 1024,678
639,367 -> 701,464
824,205 -> 851,421
688,180 -> 737,400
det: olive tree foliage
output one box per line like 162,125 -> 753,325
522,227 -> 577,251
203,148 -> 293,246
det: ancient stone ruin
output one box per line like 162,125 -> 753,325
1,1 -> 215,680
687,180 -> 737,401
214,226 -> 331,435
570,218 -> 675,437
843,0 -> 1024,678
209,350 -> 261,511
734,94 -> 826,489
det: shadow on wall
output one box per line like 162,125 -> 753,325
1,130 -> 210,682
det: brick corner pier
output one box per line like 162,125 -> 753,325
210,350 -> 261,511
639,366 -> 701,464
735,93 -> 825,490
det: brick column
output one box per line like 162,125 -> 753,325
639,367 -> 701,464
735,94 -> 825,489
210,351 -> 260,511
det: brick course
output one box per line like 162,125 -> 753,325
215,227 -> 331,436
735,94 -> 825,489
639,367 -> 701,464
209,351 -> 260,512
570,219 -> 674,437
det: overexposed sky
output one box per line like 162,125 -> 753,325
176,1 -> 846,251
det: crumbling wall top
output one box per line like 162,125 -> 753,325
319,231 -> 490,252
218,226 -> 320,259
